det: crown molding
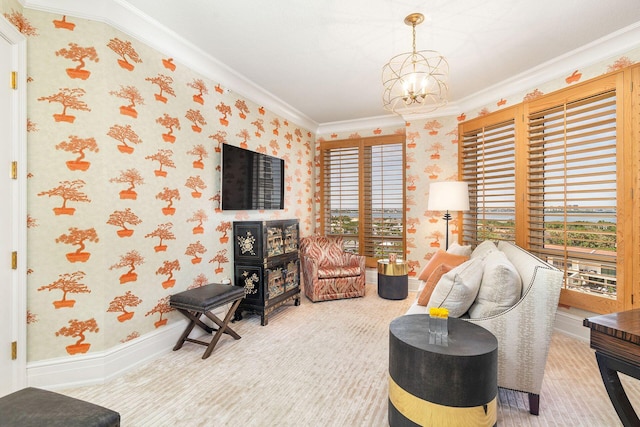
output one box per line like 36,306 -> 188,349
316,114 -> 405,136
19,0 -> 319,132
316,102 -> 465,136
456,21 -> 640,114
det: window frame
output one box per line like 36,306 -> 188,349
459,106 -> 521,247
319,134 -> 406,268
524,75 -> 622,313
459,68 -> 637,314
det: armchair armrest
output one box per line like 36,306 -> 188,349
301,254 -> 319,277
341,253 -> 365,269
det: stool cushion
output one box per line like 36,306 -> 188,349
170,283 -> 245,312
0,387 -> 120,427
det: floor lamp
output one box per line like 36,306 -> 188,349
428,181 -> 470,250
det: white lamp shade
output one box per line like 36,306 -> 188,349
428,181 -> 470,211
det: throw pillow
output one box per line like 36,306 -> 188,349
468,250 -> 523,318
447,242 -> 472,257
427,257 -> 484,317
470,240 -> 498,260
417,264 -> 453,306
417,250 -> 469,281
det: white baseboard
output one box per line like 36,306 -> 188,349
365,268 -> 377,287
553,309 -> 590,343
27,318 -> 190,390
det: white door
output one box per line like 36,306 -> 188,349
1,19 -> 27,397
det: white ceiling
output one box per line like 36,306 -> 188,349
119,0 -> 640,125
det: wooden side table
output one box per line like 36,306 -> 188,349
377,259 -> 408,300
583,309 -> 640,427
389,314 -> 497,426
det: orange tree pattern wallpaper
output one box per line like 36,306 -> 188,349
3,4 -> 315,361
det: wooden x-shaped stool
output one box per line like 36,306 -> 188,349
169,283 -> 245,359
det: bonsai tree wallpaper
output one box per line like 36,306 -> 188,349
4,4 -> 314,363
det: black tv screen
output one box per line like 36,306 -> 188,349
221,144 -> 285,210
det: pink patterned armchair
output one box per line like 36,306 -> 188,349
299,235 -> 366,302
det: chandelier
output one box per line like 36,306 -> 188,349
382,13 -> 448,115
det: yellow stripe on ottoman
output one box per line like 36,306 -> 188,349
389,375 -> 497,427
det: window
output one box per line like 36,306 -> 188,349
525,76 -> 621,313
460,107 -> 519,246
320,135 -> 405,267
459,70 -> 637,314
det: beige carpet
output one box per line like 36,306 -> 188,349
61,285 -> 640,426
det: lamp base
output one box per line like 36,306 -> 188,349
443,210 -> 452,250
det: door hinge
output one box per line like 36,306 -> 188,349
11,341 -> 17,360
11,251 -> 17,269
10,71 -> 17,90
11,161 -> 17,179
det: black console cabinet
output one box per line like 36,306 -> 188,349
233,219 -> 300,325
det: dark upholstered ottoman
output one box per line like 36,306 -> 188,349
0,387 -> 120,427
170,283 -> 245,359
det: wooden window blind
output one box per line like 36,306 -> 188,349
362,143 -> 404,259
460,109 -> 517,247
320,135 -> 405,266
526,84 -> 619,311
321,145 -> 360,250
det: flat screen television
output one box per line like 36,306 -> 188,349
221,144 -> 285,210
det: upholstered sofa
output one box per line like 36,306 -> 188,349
299,235 -> 366,302
406,241 -> 563,415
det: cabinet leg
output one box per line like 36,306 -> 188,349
233,310 -> 243,322
261,313 -> 268,326
295,296 -> 301,306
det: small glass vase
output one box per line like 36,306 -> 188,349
428,307 -> 449,346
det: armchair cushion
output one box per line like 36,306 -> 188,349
318,266 -> 362,278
